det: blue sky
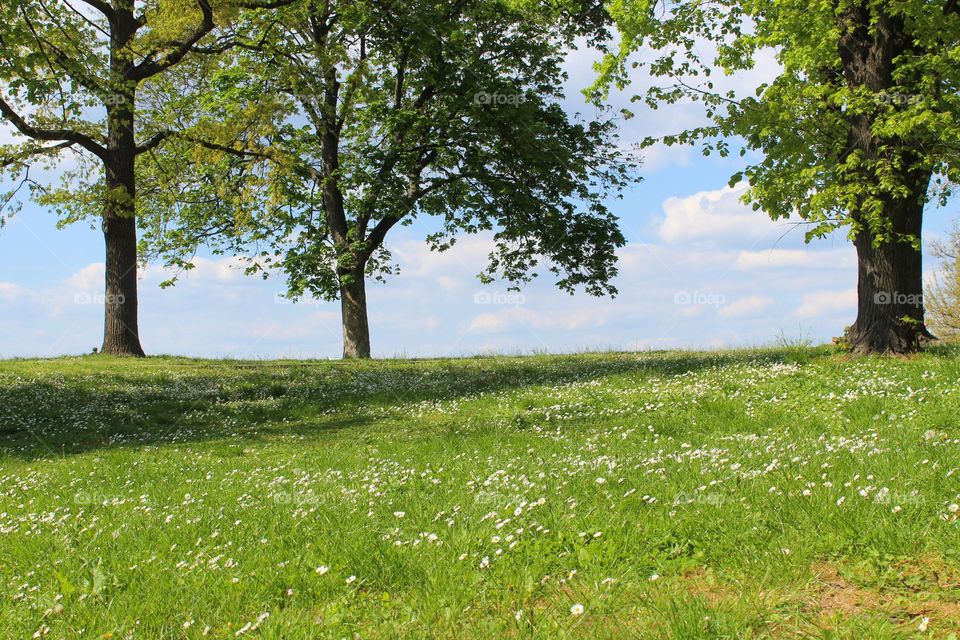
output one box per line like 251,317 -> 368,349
1,45 -> 956,359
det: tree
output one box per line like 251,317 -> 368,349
141,0 -> 638,358
597,0 -> 960,354
0,0 -> 276,355
927,223 -> 960,340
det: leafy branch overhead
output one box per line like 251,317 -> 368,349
0,0 -> 299,205
596,0 -> 960,245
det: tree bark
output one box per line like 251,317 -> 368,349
848,197 -> 934,354
339,267 -> 371,359
99,81 -> 144,355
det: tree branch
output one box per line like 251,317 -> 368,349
135,131 -> 174,155
364,215 -> 403,255
240,0 -> 300,7
0,97 -> 107,161
76,0 -> 115,19
1,141 -> 75,168
128,0 -> 214,81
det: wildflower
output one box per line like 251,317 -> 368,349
393,511 -> 405,518
345,575 -> 356,584
315,565 -> 329,575
918,617 -> 929,632
570,603 -> 585,616
649,573 -> 660,581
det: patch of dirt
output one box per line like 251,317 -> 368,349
808,561 -> 960,632
810,563 -> 886,618
679,568 -> 741,607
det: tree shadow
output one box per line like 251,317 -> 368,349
0,347 -> 828,461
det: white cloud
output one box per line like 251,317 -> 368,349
736,248 -> 855,270
246,311 -> 341,341
390,235 -> 493,279
436,275 -> 460,291
64,262 -> 104,293
623,337 -> 680,351
718,295 -> 774,318
657,185 -> 789,246
0,282 -> 25,303
467,307 -> 609,334
795,289 -> 856,319
467,313 -> 506,333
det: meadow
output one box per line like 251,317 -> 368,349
1,347 -> 959,638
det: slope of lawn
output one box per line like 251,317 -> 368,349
1,347 -> 959,639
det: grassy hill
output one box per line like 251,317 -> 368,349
1,347 -> 960,638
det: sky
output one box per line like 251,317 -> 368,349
1,42 -> 957,360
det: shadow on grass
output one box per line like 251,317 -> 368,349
0,347 -> 830,460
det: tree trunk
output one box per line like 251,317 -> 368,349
847,197 -> 934,355
100,95 -> 145,356
339,267 -> 371,359
837,6 -> 934,354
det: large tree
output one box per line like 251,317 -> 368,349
598,0 -> 960,354
141,0 -> 637,358
0,0 -> 276,355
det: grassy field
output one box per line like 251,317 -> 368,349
1,347 -> 960,639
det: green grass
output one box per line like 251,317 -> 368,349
2,346 -> 960,639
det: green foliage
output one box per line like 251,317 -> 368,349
139,0 -> 639,300
0,0 -> 250,222
596,0 -> 960,245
